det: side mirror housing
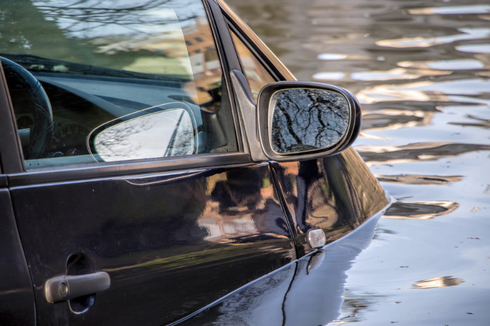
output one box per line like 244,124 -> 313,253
257,81 -> 362,161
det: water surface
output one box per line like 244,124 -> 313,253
227,0 -> 490,324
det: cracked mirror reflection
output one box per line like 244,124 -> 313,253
270,88 -> 349,154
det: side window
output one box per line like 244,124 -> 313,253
2,0 -> 237,169
230,31 -> 276,101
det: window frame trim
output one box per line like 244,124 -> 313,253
0,61 -> 25,175
8,152 -> 252,187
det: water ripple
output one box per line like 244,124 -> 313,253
384,201 -> 458,219
413,276 -> 463,289
398,59 -> 485,70
456,44 -> 490,53
376,28 -> 490,48
409,5 -> 490,15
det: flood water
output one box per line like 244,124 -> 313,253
227,0 -> 490,324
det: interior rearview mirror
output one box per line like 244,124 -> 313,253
257,82 -> 361,161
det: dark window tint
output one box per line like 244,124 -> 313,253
2,0 -> 237,169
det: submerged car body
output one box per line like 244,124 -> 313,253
0,0 -> 390,325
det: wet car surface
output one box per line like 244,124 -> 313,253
224,0 -> 490,324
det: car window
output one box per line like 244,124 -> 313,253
230,31 -> 276,101
1,0 -> 237,170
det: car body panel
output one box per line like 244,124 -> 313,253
174,203 -> 389,325
0,188 -> 35,325
10,164 -> 296,325
271,149 -> 390,254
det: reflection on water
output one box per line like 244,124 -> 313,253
357,78 -> 490,104
413,276 -> 464,289
398,59 -> 485,70
351,68 -> 448,81
314,68 -> 449,81
376,28 -> 490,48
409,5 -> 490,15
358,142 -> 490,166
449,114 -> 490,129
361,109 -> 435,131
318,53 -> 347,60
384,200 -> 458,219
456,43 -> 490,53
331,290 -> 386,324
227,0 -> 490,323
312,72 -> 345,80
376,174 -> 462,185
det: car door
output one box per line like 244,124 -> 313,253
0,0 -> 296,325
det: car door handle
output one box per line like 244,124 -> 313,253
45,272 -> 111,303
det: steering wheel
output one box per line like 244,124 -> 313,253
2,57 -> 54,159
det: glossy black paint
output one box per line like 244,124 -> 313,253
176,204 -> 387,325
170,148 -> 390,325
10,164 -> 295,325
0,189 -> 35,325
272,148 -> 389,255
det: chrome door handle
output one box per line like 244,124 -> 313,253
45,272 -> 110,303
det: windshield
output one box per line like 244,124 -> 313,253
1,0 -> 205,79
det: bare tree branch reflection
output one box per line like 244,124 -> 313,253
271,89 -> 349,153
32,0 -> 199,35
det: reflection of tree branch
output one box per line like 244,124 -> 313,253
34,0 -> 198,36
277,101 -> 302,146
271,89 -> 349,152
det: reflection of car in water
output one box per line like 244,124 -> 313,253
0,0 -> 390,325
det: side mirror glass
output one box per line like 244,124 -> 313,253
257,82 -> 361,161
270,88 -> 350,154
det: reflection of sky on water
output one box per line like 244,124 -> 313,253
376,28 -> 490,48
351,68 -> 448,81
398,59 -> 485,70
409,5 -> 490,15
356,78 -> 490,104
313,69 -> 448,81
312,72 -> 345,80
456,44 -> 490,53
317,53 -> 347,60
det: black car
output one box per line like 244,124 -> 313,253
0,0 -> 390,325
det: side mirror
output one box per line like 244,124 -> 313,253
257,82 -> 362,161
